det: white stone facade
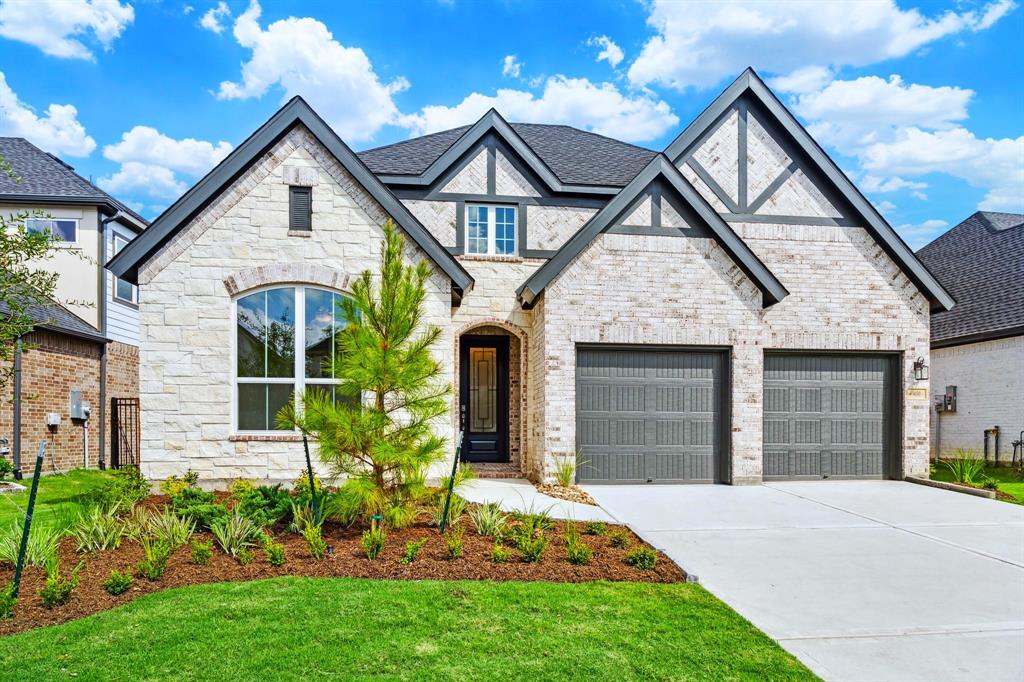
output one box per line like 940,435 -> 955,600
929,336 -> 1024,462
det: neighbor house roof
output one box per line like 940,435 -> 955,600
359,115 -> 658,190
916,211 -> 1024,347
107,97 -> 473,298
0,137 -> 148,230
0,299 -> 107,344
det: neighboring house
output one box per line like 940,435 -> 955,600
916,211 -> 1024,463
0,137 -> 147,473
109,68 -> 953,486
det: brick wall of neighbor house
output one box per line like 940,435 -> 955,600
0,331 -> 102,472
531,218 -> 932,483
103,341 -> 139,465
135,125 -> 453,484
929,335 -> 1024,462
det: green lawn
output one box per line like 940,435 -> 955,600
930,463 -> 1024,504
0,469 -> 114,531
0,577 -> 814,681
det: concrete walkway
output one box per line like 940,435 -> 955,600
584,480 -> 1024,682
460,478 -> 614,522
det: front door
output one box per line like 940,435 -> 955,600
459,335 -> 509,463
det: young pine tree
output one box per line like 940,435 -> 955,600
279,220 -> 449,525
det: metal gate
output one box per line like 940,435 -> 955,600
110,397 -> 140,469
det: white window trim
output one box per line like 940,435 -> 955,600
26,217 -> 78,244
112,233 -> 137,304
231,284 -> 345,435
466,204 -> 517,256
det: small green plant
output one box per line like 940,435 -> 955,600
510,504 -> 554,533
608,530 -> 630,549
517,532 -> 548,563
0,523 -> 61,567
0,582 -> 15,619
941,449 -> 986,485
566,538 -> 593,565
93,465 -> 150,511
159,470 -> 199,497
563,519 -> 580,546
583,521 -> 607,536
170,487 -> 228,530
39,556 -> 82,608
292,470 -> 324,508
237,547 -> 255,566
444,527 -> 464,560
264,540 -> 286,567
288,500 -> 322,535
70,505 -> 125,553
361,522 -> 386,560
626,546 -> 658,570
432,494 -> 467,528
982,478 -> 999,491
228,478 -> 255,498
211,512 -> 261,557
303,524 -> 327,561
554,455 -> 576,487
0,457 -> 13,481
468,502 -> 507,538
190,539 -> 213,566
103,569 -> 133,596
400,538 -> 428,565
383,502 -> 418,530
489,542 -> 510,564
236,484 -> 292,528
136,536 -> 172,581
145,506 -> 195,549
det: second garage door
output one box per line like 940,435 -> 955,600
763,354 -> 896,480
576,347 -> 724,484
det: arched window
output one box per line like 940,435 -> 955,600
234,286 -> 349,432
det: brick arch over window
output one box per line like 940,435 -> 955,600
223,263 -> 352,296
455,319 -> 530,476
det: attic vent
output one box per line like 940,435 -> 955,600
289,186 -> 312,231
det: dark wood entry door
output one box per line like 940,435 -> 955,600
459,335 -> 509,463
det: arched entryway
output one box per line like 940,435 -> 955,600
454,322 -> 527,474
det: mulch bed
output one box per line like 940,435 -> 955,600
0,509 -> 683,636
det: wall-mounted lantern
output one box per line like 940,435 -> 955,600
913,357 -> 929,381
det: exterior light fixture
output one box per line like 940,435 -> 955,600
913,357 -> 929,381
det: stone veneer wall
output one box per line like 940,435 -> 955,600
136,125 -> 452,483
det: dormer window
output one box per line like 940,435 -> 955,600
466,204 -> 516,256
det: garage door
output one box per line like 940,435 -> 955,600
763,354 -> 894,480
576,348 -> 723,484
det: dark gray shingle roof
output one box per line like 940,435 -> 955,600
0,137 -> 147,226
358,123 -> 657,188
0,299 -> 106,343
916,211 -> 1024,345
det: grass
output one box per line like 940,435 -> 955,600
0,577 -> 814,681
0,469 -> 114,531
931,463 -> 1024,504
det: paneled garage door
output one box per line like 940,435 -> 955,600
576,348 -> 724,484
763,354 -> 896,480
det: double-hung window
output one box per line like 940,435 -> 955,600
112,234 -> 137,304
466,204 -> 516,256
234,285 -> 350,432
26,217 -> 78,244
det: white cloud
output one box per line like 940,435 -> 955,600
768,66 -> 834,95
0,71 -> 95,156
860,175 -> 928,198
103,125 -> 232,175
98,161 -> 188,200
183,5 -> 195,15
588,35 -> 624,68
628,0 -> 1016,90
875,199 -> 897,213
895,219 -> 949,249
0,0 -> 134,60
401,76 -> 679,143
502,55 -> 522,79
216,0 -> 409,142
200,1 -> 231,33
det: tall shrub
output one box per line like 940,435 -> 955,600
280,221 -> 448,523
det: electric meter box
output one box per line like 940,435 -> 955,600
69,391 -> 91,420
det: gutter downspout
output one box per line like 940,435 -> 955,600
12,336 -> 22,479
98,212 -> 115,470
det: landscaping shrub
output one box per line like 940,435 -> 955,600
510,505 -> 554,533
608,530 -> 630,549
235,484 -> 292,528
489,542 -> 510,564
566,539 -> 593,566
69,505 -> 125,553
0,457 -> 12,481
144,507 -> 194,549
228,479 -> 255,499
0,582 -> 15,618
626,546 -> 657,570
431,494 -> 466,528
383,501 -> 418,530
361,523 -> 386,560
237,547 -> 255,566
468,502 -> 507,538
303,524 -> 327,561
444,527 -> 464,560
553,456 -> 576,487
136,536 -> 172,581
563,519 -> 580,546
39,556 -> 82,608
583,521 -> 607,536
211,512 -> 261,557
516,533 -> 548,563
168,487 -> 228,531
159,470 -> 199,498
942,449 -> 986,486
400,538 -> 428,565
263,540 -> 286,567
292,470 -> 324,508
0,523 -> 60,567
103,570 -> 133,596
288,501 -> 320,535
190,539 -> 213,566
278,222 -> 450,525
93,466 -> 150,510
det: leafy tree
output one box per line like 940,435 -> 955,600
279,221 -> 449,525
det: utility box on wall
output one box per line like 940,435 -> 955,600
69,390 -> 91,420
936,385 -> 958,413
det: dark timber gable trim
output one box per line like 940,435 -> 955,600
106,96 -> 473,301
517,155 -> 789,309
665,67 -> 954,312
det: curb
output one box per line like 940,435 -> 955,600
905,476 -> 995,499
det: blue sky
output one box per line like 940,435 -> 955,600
1,0 -> 1021,248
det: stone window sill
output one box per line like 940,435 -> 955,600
287,230 -> 312,238
457,254 -> 524,264
229,433 -> 303,442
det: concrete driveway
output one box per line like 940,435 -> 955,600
584,480 -> 1024,682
